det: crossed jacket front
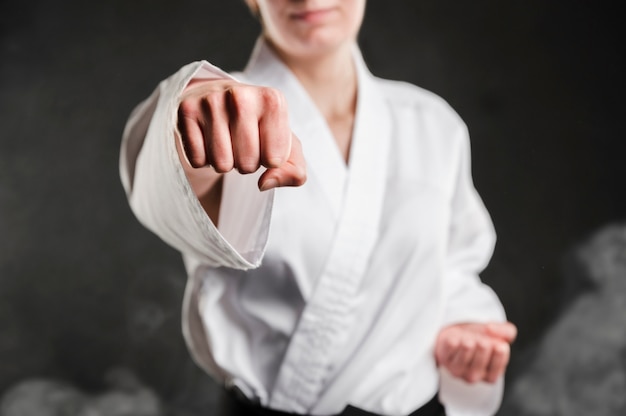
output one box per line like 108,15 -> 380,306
120,38 -> 507,416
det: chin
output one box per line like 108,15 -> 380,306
289,30 -> 351,56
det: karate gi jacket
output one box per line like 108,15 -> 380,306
120,39 -> 507,416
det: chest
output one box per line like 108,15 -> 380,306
327,114 -> 355,164
265,145 -> 452,301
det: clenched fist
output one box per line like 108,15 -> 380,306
176,79 -> 306,192
435,321 -> 517,384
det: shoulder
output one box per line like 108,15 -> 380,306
369,77 -> 477,198
375,77 -> 466,129
373,77 -> 470,155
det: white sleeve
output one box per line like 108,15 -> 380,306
439,123 -> 507,416
119,61 -> 273,269
442,123 -> 504,326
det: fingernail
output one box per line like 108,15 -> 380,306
260,178 -> 278,191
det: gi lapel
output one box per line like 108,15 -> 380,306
268,46 -> 393,413
242,39 -> 348,219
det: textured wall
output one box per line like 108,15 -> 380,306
1,0 -> 624,414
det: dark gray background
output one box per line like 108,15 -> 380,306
1,0 -> 625,414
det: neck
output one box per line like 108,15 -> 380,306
271,41 -> 358,122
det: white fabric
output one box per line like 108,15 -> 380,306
120,39 -> 506,416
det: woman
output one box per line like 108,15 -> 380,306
120,1 -> 517,415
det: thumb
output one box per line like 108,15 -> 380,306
485,321 -> 518,343
258,133 -> 307,191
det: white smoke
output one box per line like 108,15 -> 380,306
0,367 -> 162,416
501,222 -> 626,415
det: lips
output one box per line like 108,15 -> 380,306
290,7 -> 337,24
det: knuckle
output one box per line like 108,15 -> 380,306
236,157 -> 259,174
460,339 -> 475,352
261,87 -> 285,111
488,367 -> 504,381
228,86 -> 255,113
203,93 -> 223,114
181,139 -> 205,168
444,336 -> 459,350
211,157 -> 233,173
293,165 -> 307,185
212,164 -> 232,174
187,155 -> 205,168
476,339 -> 491,352
494,341 -> 510,355
450,367 -> 465,379
178,99 -> 197,117
462,372 -> 476,383
465,370 -> 477,382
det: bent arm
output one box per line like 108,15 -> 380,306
438,124 -> 510,416
442,124 -> 504,327
119,61 -> 273,269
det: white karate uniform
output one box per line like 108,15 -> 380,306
120,39 -> 507,416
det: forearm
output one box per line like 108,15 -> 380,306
174,129 -> 223,226
120,61 -> 271,269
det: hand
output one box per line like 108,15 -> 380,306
434,321 -> 517,384
177,79 -> 306,191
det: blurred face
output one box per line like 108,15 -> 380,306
247,0 -> 366,61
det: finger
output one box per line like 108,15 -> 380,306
177,100 -> 207,168
258,133 -> 306,191
227,87 -> 261,174
449,336 -> 477,380
258,87 -> 291,168
466,338 -> 491,383
434,328 -> 460,366
485,341 -> 511,383
486,322 -> 518,343
203,93 -> 234,173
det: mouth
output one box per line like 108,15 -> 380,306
290,7 -> 337,24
